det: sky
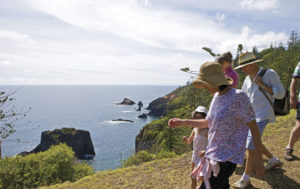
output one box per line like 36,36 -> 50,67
0,0 -> 299,85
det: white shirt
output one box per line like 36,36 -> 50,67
242,67 -> 285,122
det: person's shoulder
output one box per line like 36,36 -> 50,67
235,89 -> 246,95
293,62 -> 300,72
266,68 -> 276,74
262,68 -> 279,77
234,89 -> 249,99
229,69 -> 239,77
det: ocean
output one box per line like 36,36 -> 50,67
0,85 -> 176,171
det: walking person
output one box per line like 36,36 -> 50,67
284,60 -> 300,161
233,52 -> 285,188
217,52 -> 239,88
182,106 -> 208,189
169,62 -> 265,189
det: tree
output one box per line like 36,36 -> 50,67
0,89 -> 30,158
237,44 -> 243,54
288,30 -> 298,49
202,47 -> 219,57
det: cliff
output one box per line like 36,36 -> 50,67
146,93 -> 176,117
135,84 -> 212,154
26,128 -> 95,159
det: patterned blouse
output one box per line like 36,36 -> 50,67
205,88 -> 256,165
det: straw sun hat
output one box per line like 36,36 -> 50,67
234,52 -> 263,70
192,62 -> 233,88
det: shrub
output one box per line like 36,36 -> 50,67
0,143 -> 94,189
123,150 -> 177,167
156,150 -> 176,159
123,151 -> 155,167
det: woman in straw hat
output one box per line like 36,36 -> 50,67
168,62 -> 265,189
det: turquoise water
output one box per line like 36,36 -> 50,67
0,85 -> 176,171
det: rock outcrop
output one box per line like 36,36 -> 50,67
116,98 -> 135,105
112,119 -> 134,123
20,128 -> 95,160
136,101 -> 143,111
138,113 -> 147,119
146,94 -> 175,117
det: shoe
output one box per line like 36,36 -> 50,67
265,159 -> 280,170
233,179 -> 251,189
284,148 -> 294,161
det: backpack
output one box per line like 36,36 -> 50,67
258,69 -> 290,116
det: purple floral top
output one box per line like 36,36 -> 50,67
205,88 -> 255,165
225,66 -> 239,88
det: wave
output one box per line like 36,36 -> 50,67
100,120 -> 131,125
121,110 -> 135,113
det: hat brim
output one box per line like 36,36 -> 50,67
234,59 -> 263,70
192,79 -> 210,88
192,77 -> 233,89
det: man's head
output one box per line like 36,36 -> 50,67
235,52 -> 263,74
241,62 -> 259,75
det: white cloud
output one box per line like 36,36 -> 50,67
217,26 -> 288,53
240,0 -> 278,11
0,0 -> 292,85
0,60 -> 12,65
25,0 -> 286,52
216,12 -> 226,21
0,30 -> 33,43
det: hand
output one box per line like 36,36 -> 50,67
198,150 -> 206,158
254,76 -> 265,88
182,136 -> 188,143
168,118 -> 182,128
290,95 -> 298,109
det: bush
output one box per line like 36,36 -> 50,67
0,143 -> 94,189
123,151 -> 155,167
156,150 -> 176,159
123,150 -> 177,167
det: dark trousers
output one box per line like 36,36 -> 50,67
199,161 -> 237,189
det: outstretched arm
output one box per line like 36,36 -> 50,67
168,118 -> 208,128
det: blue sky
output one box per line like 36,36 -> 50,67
0,0 -> 299,85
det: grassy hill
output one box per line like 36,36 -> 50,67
41,110 -> 300,189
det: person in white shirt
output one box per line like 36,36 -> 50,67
233,52 -> 285,189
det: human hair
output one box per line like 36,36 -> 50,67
218,85 -> 229,91
193,112 -> 207,119
217,52 -> 233,64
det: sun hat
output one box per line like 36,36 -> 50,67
234,52 -> 263,70
192,62 -> 233,88
191,106 -> 208,118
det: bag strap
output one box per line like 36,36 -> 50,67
257,69 -> 274,108
258,69 -> 267,77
